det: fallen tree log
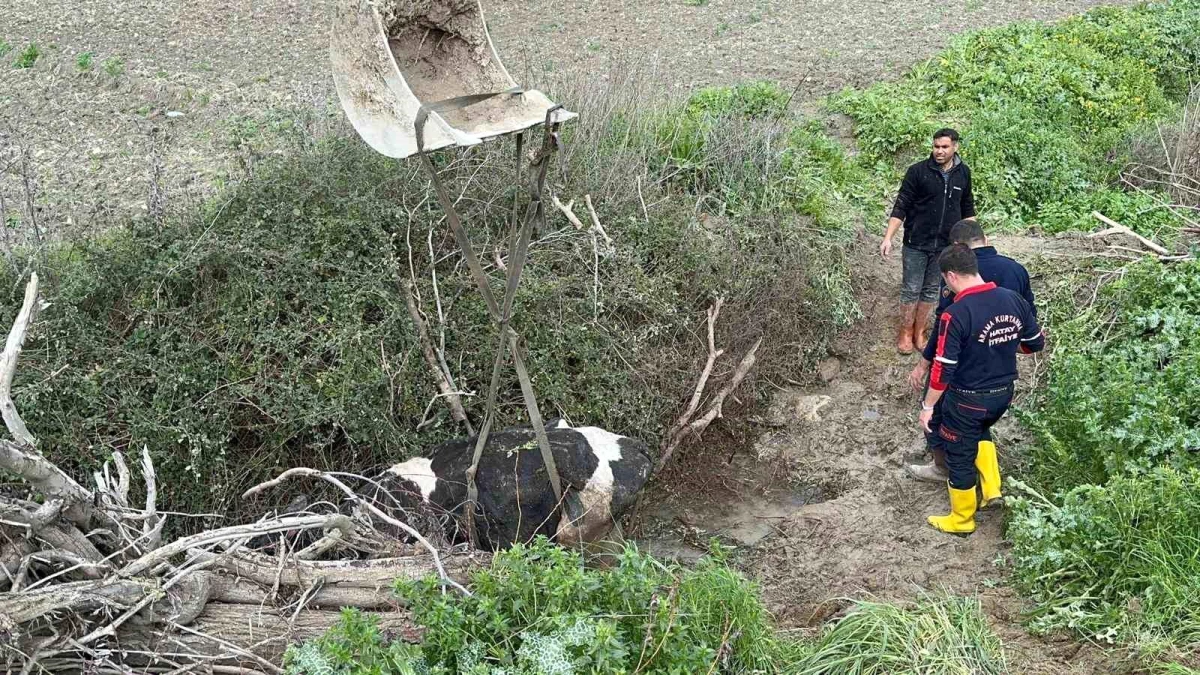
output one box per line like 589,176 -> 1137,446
127,602 -> 422,668
191,548 -> 472,589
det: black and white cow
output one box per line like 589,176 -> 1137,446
380,420 -> 652,550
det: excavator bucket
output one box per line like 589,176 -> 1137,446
331,0 -> 575,159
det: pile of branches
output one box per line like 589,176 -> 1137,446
0,275 -> 476,674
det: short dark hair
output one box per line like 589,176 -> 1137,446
933,128 -> 960,143
949,219 -> 985,245
938,243 -> 979,276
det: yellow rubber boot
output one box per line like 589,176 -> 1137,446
976,440 -> 1003,509
927,484 -> 977,535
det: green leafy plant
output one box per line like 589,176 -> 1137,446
76,51 -> 93,70
0,40 -> 11,57
1008,470 -> 1200,652
1019,259 -> 1200,492
284,609 -> 425,675
786,596 -> 1008,674
103,56 -> 124,76
13,43 -> 39,68
286,538 -> 786,674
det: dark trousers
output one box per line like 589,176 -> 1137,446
901,245 -> 942,304
936,386 -> 1013,490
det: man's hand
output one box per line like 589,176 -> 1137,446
909,359 -> 931,392
881,217 -> 903,260
919,405 -> 935,433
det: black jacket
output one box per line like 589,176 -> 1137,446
890,155 -> 976,251
929,283 -> 1044,393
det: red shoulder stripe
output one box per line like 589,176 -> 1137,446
929,313 -> 953,391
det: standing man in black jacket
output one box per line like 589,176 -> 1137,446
880,128 -> 976,354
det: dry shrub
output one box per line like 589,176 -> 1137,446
1123,84 -> 1200,218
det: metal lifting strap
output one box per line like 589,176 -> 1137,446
414,95 -> 565,546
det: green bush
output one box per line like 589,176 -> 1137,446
285,537 -> 785,674
786,596 -> 1008,674
687,81 -> 792,120
1008,469 -> 1200,651
829,82 -> 936,160
1019,259 -> 1200,493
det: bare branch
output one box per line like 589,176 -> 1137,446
113,452 -> 131,505
141,446 -> 162,549
1,273 -> 43,447
192,548 -> 467,588
241,468 -> 471,596
659,336 -> 762,473
0,441 -> 95,528
584,194 -> 614,246
402,279 -> 473,433
119,514 -> 353,578
552,196 -> 585,229
1089,212 -> 1172,256
665,299 -> 725,444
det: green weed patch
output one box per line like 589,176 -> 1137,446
285,538 -> 784,674
831,0 -> 1200,234
1019,259 -> 1200,495
1009,469 -> 1200,652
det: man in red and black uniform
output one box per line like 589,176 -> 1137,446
918,244 -> 1044,535
906,220 -> 1038,505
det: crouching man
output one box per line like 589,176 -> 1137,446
918,244 -> 1044,535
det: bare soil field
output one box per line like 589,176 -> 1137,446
1,0 -> 1132,238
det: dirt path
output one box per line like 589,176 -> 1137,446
0,0 -> 1133,239
634,233 -> 1124,673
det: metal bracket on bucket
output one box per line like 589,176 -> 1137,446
331,0 -> 576,159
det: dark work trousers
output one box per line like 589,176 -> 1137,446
937,386 -> 1014,490
923,371 -> 994,463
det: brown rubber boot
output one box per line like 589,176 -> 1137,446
915,301 -> 938,349
896,303 -> 917,354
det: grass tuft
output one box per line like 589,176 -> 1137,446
786,596 -> 1008,675
13,43 -> 39,68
